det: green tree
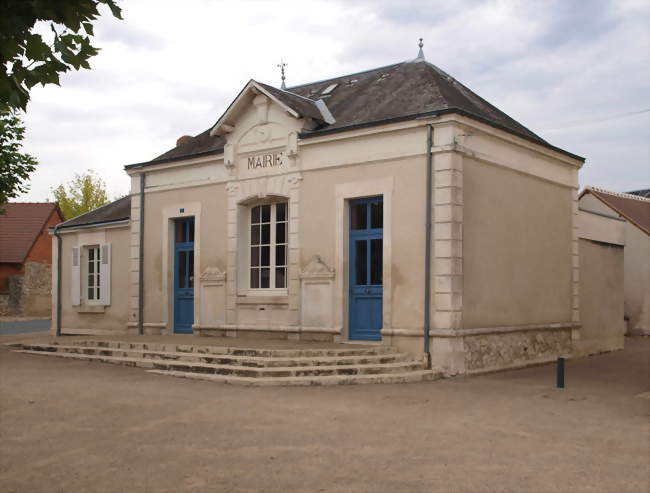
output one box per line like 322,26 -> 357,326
0,108 -> 38,213
52,170 -> 109,220
0,0 -> 123,111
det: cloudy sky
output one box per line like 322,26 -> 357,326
18,0 -> 650,201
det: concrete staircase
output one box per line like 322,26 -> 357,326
7,340 -> 440,386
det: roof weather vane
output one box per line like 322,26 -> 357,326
277,59 -> 288,89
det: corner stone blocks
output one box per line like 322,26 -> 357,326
433,151 -> 463,330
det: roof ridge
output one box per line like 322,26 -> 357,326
591,186 -> 650,203
286,61 -> 404,90
256,81 -> 319,103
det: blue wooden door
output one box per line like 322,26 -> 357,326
174,218 -> 195,334
349,197 -> 383,341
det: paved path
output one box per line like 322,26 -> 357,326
0,336 -> 648,492
0,318 -> 50,335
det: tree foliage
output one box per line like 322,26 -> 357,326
0,0 -> 123,111
52,169 -> 109,220
0,108 -> 38,212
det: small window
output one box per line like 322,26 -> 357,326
250,202 -> 288,290
321,83 -> 338,96
86,246 -> 101,301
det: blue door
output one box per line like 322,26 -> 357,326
349,197 -> 383,341
174,218 -> 195,334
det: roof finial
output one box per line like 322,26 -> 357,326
416,38 -> 425,61
277,59 -> 288,89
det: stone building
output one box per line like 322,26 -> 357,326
49,47 -> 625,375
0,203 -> 63,317
579,187 -> 650,336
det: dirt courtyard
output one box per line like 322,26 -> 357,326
0,335 -> 648,493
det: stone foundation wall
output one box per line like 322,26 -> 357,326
463,328 -> 572,373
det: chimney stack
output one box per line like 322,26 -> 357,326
176,135 -> 193,147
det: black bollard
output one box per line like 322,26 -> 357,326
556,357 -> 565,388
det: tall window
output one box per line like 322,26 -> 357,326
250,202 -> 287,289
87,246 -> 101,301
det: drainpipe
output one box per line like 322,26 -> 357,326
423,124 -> 433,368
53,224 -> 62,337
138,172 -> 146,336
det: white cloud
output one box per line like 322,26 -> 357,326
17,0 -> 650,202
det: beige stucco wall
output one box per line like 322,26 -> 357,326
53,225 -> 130,334
575,238 -> 625,356
579,192 -> 650,334
463,157 -> 573,328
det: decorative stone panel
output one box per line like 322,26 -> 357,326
299,256 -> 335,329
197,266 -> 226,327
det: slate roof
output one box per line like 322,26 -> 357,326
583,187 -> 650,235
627,189 -> 650,198
56,196 -> 131,230
0,203 -> 62,263
128,58 -> 584,168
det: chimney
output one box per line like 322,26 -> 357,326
176,135 -> 193,147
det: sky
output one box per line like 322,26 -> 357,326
17,0 -> 650,202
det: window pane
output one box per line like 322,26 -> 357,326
96,287 -> 101,300
276,202 -> 287,222
88,274 -> 93,287
370,201 -> 383,229
251,247 -> 260,267
88,248 -> 94,261
188,251 -> 194,288
261,246 -> 270,267
355,240 -> 367,285
370,239 -> 383,285
88,261 -> 94,273
275,245 -> 286,266
88,288 -> 94,300
175,222 -> 184,243
251,206 -> 260,223
188,220 -> 195,242
260,268 -> 270,288
275,267 -> 286,288
178,251 -> 187,288
250,268 -> 259,288
261,204 -> 271,222
351,203 -> 367,230
261,224 -> 270,244
251,225 -> 260,245
276,222 -> 286,244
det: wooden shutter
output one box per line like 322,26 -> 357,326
71,247 -> 81,306
99,243 -> 111,306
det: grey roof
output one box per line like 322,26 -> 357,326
127,59 -> 583,168
56,196 -> 131,230
627,189 -> 650,198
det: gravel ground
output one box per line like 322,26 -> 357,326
0,335 -> 648,493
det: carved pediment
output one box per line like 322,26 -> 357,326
200,266 -> 226,282
299,256 -> 335,279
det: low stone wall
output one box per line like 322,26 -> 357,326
0,262 -> 52,317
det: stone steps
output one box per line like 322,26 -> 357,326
147,369 -> 440,387
9,339 -> 438,386
13,340 -> 395,358
13,349 -> 424,377
9,343 -> 409,367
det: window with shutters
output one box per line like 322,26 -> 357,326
249,202 -> 288,291
84,245 -> 101,302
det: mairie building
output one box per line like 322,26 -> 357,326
49,46 -> 626,375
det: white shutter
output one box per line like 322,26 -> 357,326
71,247 -> 81,306
99,243 -> 111,306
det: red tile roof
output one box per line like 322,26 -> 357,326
583,187 -> 650,235
0,203 -> 62,263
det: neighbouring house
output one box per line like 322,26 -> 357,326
50,44 -> 628,375
579,187 -> 650,335
0,203 -> 64,317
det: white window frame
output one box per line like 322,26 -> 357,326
246,200 -> 288,295
83,245 -> 102,304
